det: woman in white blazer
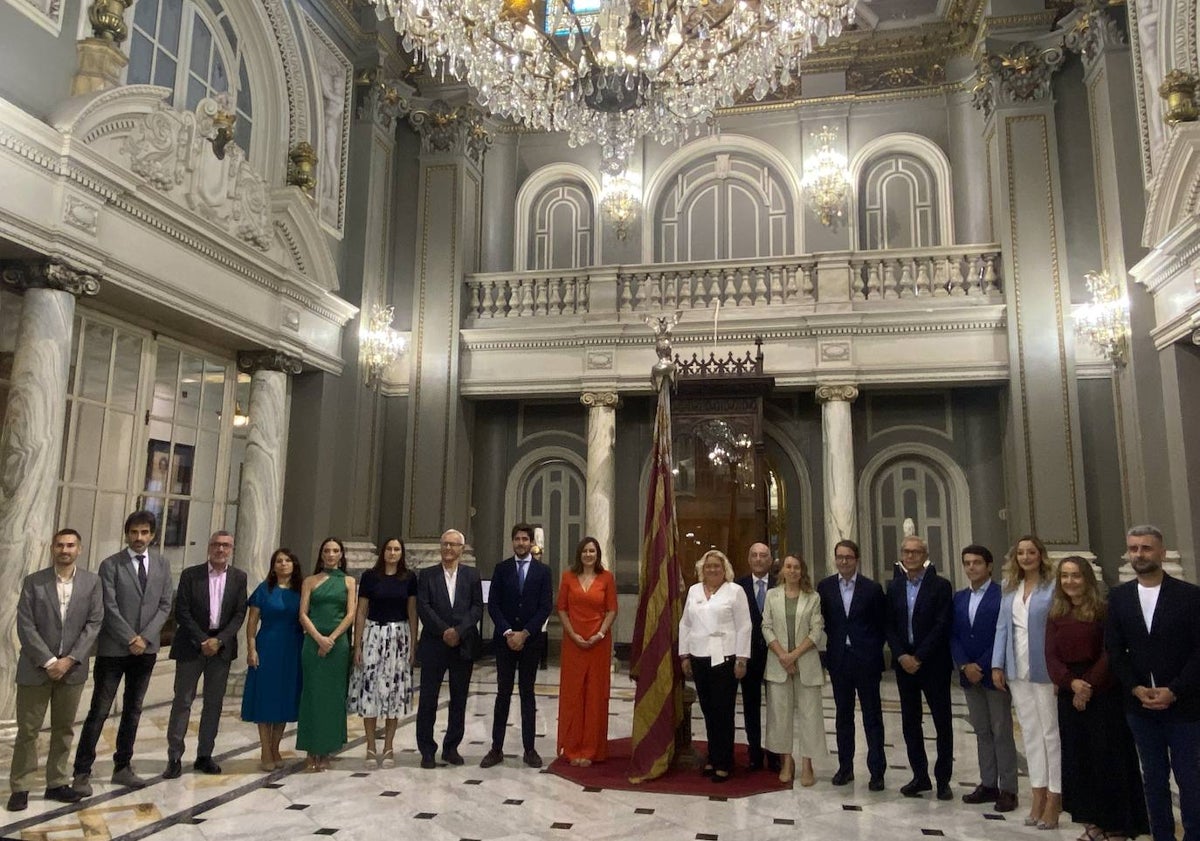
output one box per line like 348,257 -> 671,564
762,554 -> 829,785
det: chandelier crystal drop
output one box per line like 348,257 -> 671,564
370,0 -> 855,173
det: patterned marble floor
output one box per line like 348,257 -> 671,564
0,660 -> 1110,841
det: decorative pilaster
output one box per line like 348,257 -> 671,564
0,261 -> 100,726
581,391 -> 620,567
816,384 -> 858,578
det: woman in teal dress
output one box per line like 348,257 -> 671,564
242,548 -> 305,770
297,537 -> 357,771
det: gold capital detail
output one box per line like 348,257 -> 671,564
815,384 -> 859,404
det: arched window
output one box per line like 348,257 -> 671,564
128,0 -> 254,154
858,153 -> 940,250
519,458 -> 586,583
529,181 -> 594,270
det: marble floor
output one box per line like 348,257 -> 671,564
0,660 -> 1135,841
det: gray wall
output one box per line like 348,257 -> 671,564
1077,377 -> 1127,583
0,3 -> 82,118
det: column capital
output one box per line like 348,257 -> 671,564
580,390 -> 620,409
815,384 -> 859,404
408,100 -> 492,167
237,350 -> 303,375
971,38 -> 1067,118
1060,1 -> 1126,70
354,70 -> 413,132
1,260 -> 101,297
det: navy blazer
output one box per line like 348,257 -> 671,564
417,563 -> 484,661
886,564 -> 954,673
735,573 -> 774,656
488,556 -> 553,642
1105,574 -> 1200,720
950,580 -> 1001,689
817,572 -> 887,676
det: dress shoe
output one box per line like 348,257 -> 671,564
72,774 -> 92,797
111,765 -> 148,789
162,759 -> 183,779
6,791 -> 27,812
962,784 -> 1000,805
712,770 -> 731,783
522,750 -> 543,768
994,790 -> 1019,813
420,755 -> 437,770
936,782 -> 953,801
900,777 -> 932,797
831,768 -> 855,786
480,749 -> 504,768
766,754 -> 782,773
868,775 -> 886,792
44,785 -> 82,804
193,757 -> 222,775
746,758 -> 764,772
441,749 -> 464,766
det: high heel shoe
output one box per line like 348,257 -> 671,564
365,748 -> 378,770
380,750 -> 395,769
779,756 -> 795,784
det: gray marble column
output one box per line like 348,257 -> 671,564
581,391 -> 619,565
0,261 -> 100,727
816,384 -> 858,579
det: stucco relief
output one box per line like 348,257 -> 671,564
1134,0 -> 1167,179
303,15 -> 352,236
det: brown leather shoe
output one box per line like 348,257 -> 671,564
994,790 -> 1019,812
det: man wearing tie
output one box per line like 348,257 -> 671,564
416,529 -> 484,769
7,529 -> 103,812
736,542 -> 777,772
817,539 -> 888,790
163,531 -> 248,779
73,510 -> 173,795
481,523 -> 553,769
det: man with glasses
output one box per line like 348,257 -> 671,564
162,531 -> 248,779
416,529 -> 483,769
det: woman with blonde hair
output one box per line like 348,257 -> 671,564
992,535 -> 1061,828
680,549 -> 751,782
761,553 -> 828,785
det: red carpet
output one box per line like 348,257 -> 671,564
548,738 -> 792,798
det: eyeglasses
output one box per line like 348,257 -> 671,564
834,554 -> 857,562
440,541 -> 464,548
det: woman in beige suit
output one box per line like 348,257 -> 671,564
762,553 -> 829,785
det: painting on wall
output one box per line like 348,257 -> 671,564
303,14 -> 352,238
6,0 -> 65,34
143,440 -> 194,547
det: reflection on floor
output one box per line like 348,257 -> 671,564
0,661 -> 1091,840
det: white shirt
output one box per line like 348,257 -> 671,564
678,582 -> 752,661
1012,585 -> 1031,681
1137,582 -> 1161,635
443,564 -> 459,608
967,579 -> 992,626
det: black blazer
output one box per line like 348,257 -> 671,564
488,556 -> 553,642
817,572 -> 887,675
1105,574 -> 1200,720
885,564 -> 954,673
735,573 -> 774,657
168,563 -> 248,662
417,563 -> 484,661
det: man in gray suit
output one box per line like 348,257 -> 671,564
163,531 -> 247,779
73,510 -> 173,794
6,528 -> 104,812
415,529 -> 483,769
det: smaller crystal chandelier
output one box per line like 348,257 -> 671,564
360,303 -> 407,388
801,125 -> 852,228
1075,271 -> 1130,367
601,173 -> 640,240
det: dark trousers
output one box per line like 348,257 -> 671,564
166,654 -> 232,761
416,649 -> 473,759
492,636 -> 540,753
738,647 -> 767,764
829,659 -> 886,778
895,665 -> 954,785
74,653 -> 157,775
1125,713 -> 1200,841
693,656 -> 738,773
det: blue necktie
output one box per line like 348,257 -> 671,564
518,560 -> 528,593
756,579 -> 766,613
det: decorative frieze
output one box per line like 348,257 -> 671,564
237,350 -> 304,375
972,41 -> 1066,117
1,260 -> 100,297
408,100 -> 492,165
846,63 -> 946,93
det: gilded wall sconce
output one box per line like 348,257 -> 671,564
1161,69 -> 1199,124
210,109 -> 236,160
288,142 -> 318,193
88,0 -> 132,43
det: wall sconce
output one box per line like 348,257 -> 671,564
210,108 -> 236,160
1075,270 -> 1130,367
801,125 -> 852,229
600,172 -> 641,240
360,303 -> 407,388
1160,69 -> 1199,124
88,0 -> 132,43
288,142 -> 318,193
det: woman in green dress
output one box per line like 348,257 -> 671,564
297,537 -> 357,771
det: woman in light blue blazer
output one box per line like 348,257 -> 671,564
991,535 -> 1061,829
762,554 -> 828,786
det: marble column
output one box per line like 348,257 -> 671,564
581,391 -> 619,566
816,384 -> 858,578
0,261 -> 100,727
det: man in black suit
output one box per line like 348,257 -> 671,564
736,541 -> 777,772
886,534 -> 954,800
1105,525 -> 1200,841
481,523 -> 553,769
416,528 -> 484,769
817,538 -> 887,790
163,531 -> 248,779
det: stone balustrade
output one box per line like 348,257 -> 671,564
848,247 -> 1001,300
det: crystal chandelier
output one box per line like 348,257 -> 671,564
370,0 -> 855,173
801,124 -> 851,228
360,303 -> 407,388
1075,271 -> 1130,367
600,173 -> 640,238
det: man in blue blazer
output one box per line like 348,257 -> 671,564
886,535 -> 954,800
481,523 -> 553,769
735,542 -> 777,772
817,538 -> 888,790
1105,525 -> 1200,841
950,544 -> 1017,813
